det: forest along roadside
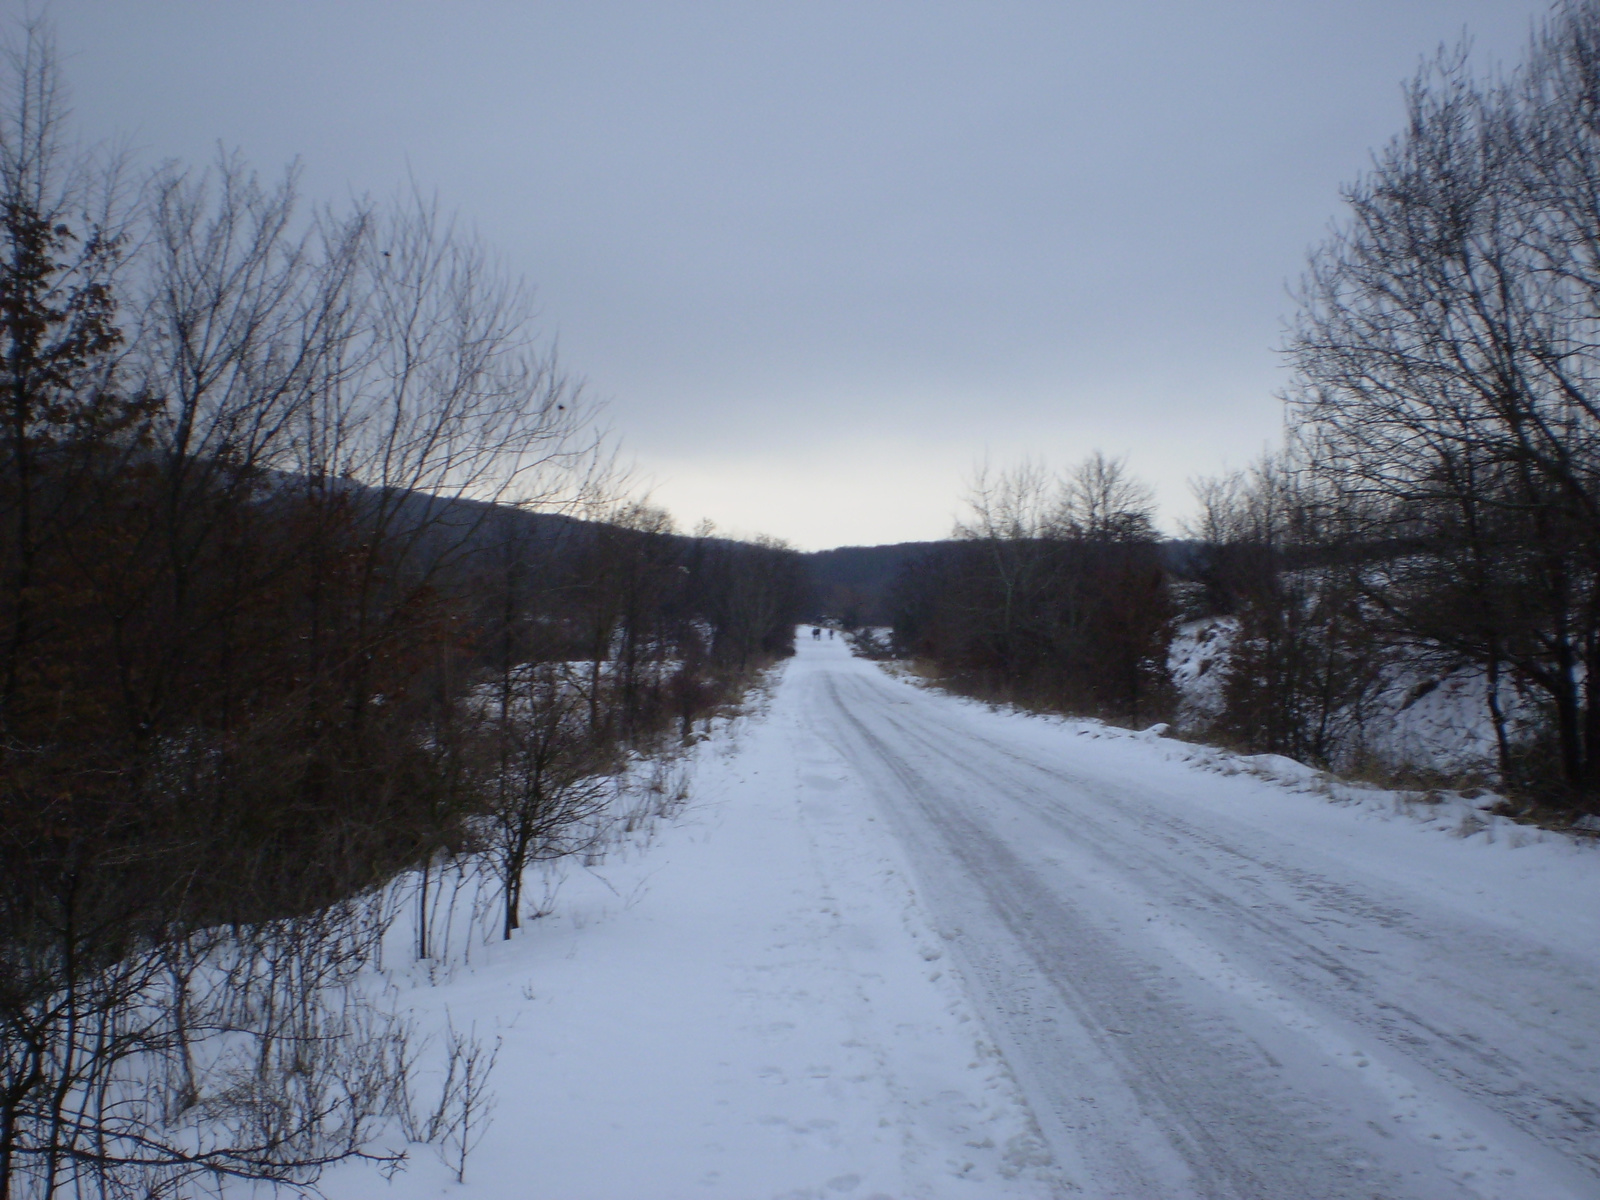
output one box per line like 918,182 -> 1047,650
323,635 -> 1065,1200
807,641 -> 1600,1200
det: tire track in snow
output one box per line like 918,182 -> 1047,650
807,662 -> 1600,1200
839,671 -> 1600,1182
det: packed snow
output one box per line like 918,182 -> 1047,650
328,633 -> 1600,1199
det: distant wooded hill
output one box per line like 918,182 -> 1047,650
802,539 -> 1206,628
801,543 -> 943,626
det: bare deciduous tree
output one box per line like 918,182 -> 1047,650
1288,1 -> 1600,803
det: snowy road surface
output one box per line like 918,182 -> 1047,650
801,640 -> 1600,1199
336,635 -> 1600,1200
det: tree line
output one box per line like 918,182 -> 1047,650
890,453 -> 1174,727
892,1 -> 1600,819
1209,0 -> 1600,810
0,26 -> 803,1198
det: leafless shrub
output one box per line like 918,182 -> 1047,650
401,1019 -> 499,1185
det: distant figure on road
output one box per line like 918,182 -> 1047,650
828,629 -> 834,639
812,627 -> 821,640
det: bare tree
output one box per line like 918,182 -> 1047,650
1057,451 -> 1157,543
485,664 -> 613,940
0,20 -> 609,1196
1288,3 -> 1600,802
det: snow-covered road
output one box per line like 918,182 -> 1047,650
336,635 -> 1600,1200
802,638 -> 1600,1199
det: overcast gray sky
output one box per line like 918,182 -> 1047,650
43,0 -> 1554,549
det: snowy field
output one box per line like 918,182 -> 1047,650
329,634 -> 1600,1200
